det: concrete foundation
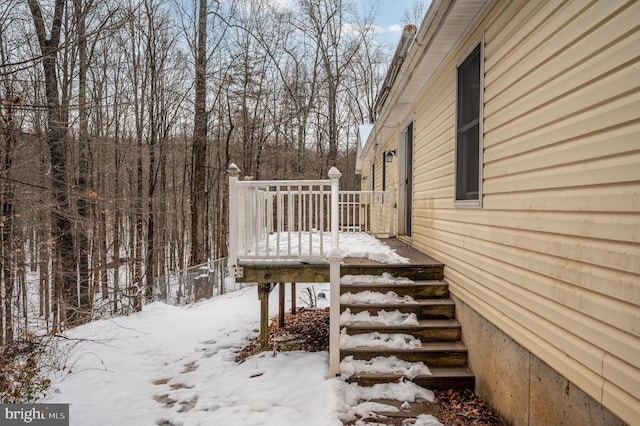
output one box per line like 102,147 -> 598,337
452,295 -> 626,426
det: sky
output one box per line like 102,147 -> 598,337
357,0 -> 429,42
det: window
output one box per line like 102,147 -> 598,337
455,42 -> 483,205
400,121 -> 413,237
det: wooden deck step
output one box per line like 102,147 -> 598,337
336,251 -> 475,397
346,366 -> 475,390
341,299 -> 456,319
341,264 -> 444,281
340,280 -> 449,298
343,319 -> 461,342
341,342 -> 468,366
362,398 -> 440,418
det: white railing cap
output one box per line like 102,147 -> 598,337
235,178 -> 331,187
228,163 -> 241,175
328,167 -> 342,179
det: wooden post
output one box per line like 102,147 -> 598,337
291,282 -> 296,314
258,283 -> 270,349
278,282 -> 285,328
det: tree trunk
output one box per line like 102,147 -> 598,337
191,0 -> 208,266
28,0 -> 79,328
74,0 -> 92,324
1,87 -> 17,344
39,222 -> 50,333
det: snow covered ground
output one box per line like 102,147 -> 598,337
41,234 -> 443,425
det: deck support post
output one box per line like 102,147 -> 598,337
278,282 -> 285,328
258,283 -> 272,349
291,282 -> 296,314
328,167 -> 342,377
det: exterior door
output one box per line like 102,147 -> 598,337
398,122 -> 413,237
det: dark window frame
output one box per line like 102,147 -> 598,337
454,40 -> 483,207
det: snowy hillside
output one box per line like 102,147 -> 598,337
41,233 -> 444,425
43,285 -> 342,425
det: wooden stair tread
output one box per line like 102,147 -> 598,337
337,265 -> 474,393
342,341 -> 467,351
347,366 -> 475,380
341,280 -> 449,298
342,299 -> 456,320
344,319 -> 460,329
366,398 -> 439,418
345,367 -> 476,390
341,299 -> 455,308
341,280 -> 447,288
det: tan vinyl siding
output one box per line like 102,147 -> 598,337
408,0 -> 640,422
363,127 -> 401,234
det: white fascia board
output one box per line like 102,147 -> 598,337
372,0 -> 488,146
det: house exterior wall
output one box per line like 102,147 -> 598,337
361,127 -> 403,235
376,0 -> 639,423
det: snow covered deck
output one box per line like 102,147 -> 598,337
236,237 -> 443,284
227,165 -> 442,376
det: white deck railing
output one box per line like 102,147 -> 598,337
230,175 -> 335,264
227,166 -> 393,269
338,191 -> 394,236
227,164 -> 393,377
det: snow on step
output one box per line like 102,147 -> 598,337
332,379 -> 437,424
340,273 -> 414,285
340,307 -> 420,326
340,329 -> 422,350
340,290 -> 418,305
340,355 -> 431,380
335,273 -> 452,425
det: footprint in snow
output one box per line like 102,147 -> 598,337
181,361 -> 198,373
178,395 -> 198,413
153,394 -> 177,408
169,382 -> 194,390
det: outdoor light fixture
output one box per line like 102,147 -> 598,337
386,150 -> 396,162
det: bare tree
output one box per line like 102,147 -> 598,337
72,0 -> 92,323
298,0 -> 360,170
0,84 -> 18,344
0,0 -> 399,336
402,0 -> 428,26
27,0 -> 82,327
190,0 -> 207,266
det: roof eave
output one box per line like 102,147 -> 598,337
363,0 -> 488,157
